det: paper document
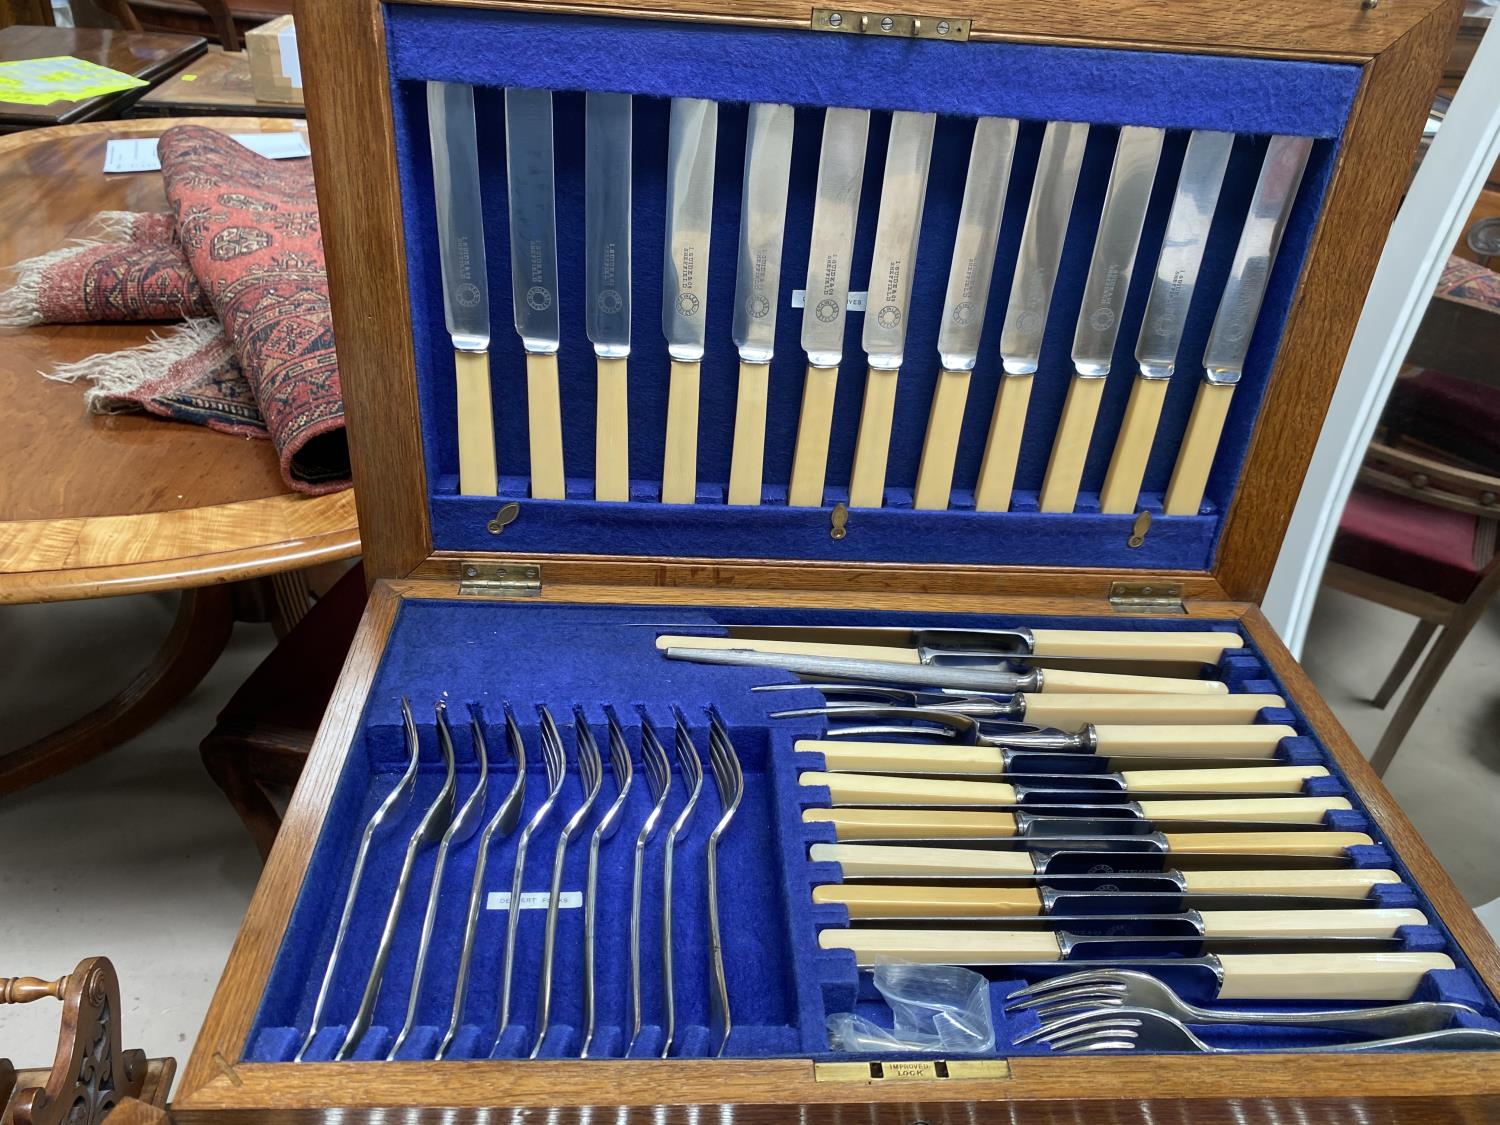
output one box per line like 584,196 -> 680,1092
103,132 -> 310,174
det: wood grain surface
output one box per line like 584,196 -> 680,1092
0,118 -> 358,603
133,47 -> 306,117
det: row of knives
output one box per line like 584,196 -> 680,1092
427,84 -> 1311,514
659,624 -> 1458,1007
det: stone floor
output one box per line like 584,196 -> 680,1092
0,584 -> 1497,1076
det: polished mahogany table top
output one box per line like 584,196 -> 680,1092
0,118 -> 358,604
133,46 -> 304,119
0,25 -> 206,131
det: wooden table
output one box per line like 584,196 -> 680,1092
133,46 -> 303,118
0,25 -> 205,131
0,118 -> 360,795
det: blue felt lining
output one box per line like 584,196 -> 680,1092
244,601 -> 1500,1062
382,5 -> 1356,568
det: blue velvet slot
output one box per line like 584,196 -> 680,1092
382,5 -> 1356,567
245,602 -> 1500,1061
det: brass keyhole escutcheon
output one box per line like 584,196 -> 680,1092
830,502 -> 850,540
1127,509 -> 1151,548
487,502 -> 521,536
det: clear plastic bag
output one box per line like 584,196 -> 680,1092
826,962 -> 995,1054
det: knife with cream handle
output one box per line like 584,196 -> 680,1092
585,92 -> 632,501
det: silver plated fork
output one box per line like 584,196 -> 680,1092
1031,1005 -> 1500,1053
705,709 -> 744,1058
1006,968 -> 1479,1037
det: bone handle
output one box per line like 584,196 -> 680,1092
809,842 -> 1037,877
1134,796 -> 1352,824
848,367 -> 900,508
974,373 -> 1033,512
594,355 -> 630,502
802,771 -> 1017,806
1162,830 -> 1374,856
727,360 -> 770,505
1099,375 -> 1170,514
1199,908 -> 1427,939
1163,381 -> 1235,516
1216,953 -> 1454,1002
1093,724 -> 1295,757
801,739 -> 1005,775
653,634 -> 918,663
813,883 -> 1044,917
1029,629 -> 1243,662
661,358 -> 701,504
1181,868 -> 1401,898
453,349 -> 498,496
1022,693 -> 1284,727
913,368 -> 972,510
1039,668 -> 1226,695
803,807 -> 1019,839
1118,765 -> 1329,794
820,928 -> 1060,963
1039,375 -> 1107,513
525,351 -> 566,500
789,364 -> 840,507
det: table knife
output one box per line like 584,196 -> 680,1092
848,111 -> 936,508
426,81 -> 497,496
504,87 -> 566,499
585,92 -> 632,501
661,97 -> 718,504
790,107 -> 870,507
1099,131 -> 1234,514
914,116 -> 1018,511
1164,135 -> 1312,515
1039,126 -> 1164,513
847,909 -> 1421,939
728,103 -> 795,505
796,730 -> 1298,767
975,121 -> 1089,511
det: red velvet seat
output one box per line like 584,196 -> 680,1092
1331,484 -> 1485,605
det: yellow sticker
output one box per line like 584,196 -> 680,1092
181,73 -> 199,82
0,55 -> 149,106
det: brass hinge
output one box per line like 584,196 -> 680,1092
1108,581 -> 1186,614
458,562 -> 542,597
810,7 -> 971,40
814,1060 -> 1011,1082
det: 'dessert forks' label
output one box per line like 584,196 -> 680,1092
486,890 -> 583,910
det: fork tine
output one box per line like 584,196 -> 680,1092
1061,1038 -> 1139,1054
1032,997 -> 1129,1023
537,704 -> 566,788
1006,969 -> 1131,1003
1007,983 -> 1129,1013
604,707 -> 633,786
575,707 -> 602,793
639,712 -> 670,801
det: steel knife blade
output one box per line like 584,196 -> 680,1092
732,103 -> 796,365
504,87 -> 560,354
585,92 -> 631,359
662,96 -> 718,363
800,107 -> 871,369
862,111 -> 936,371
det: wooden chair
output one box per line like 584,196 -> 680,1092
1,958 -> 173,1125
1323,252 -> 1500,776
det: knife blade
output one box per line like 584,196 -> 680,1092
504,87 -> 566,500
975,121 -> 1089,512
661,96 -> 718,504
426,81 -> 498,497
1039,126 -> 1165,513
846,909 -> 1421,939
728,103 -> 796,506
848,111 -> 937,508
1099,131 -> 1234,514
789,107 -> 870,507
1164,134 -> 1312,515
914,116 -> 1019,511
586,91 -> 633,501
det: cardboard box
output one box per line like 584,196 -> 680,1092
245,14 -> 302,107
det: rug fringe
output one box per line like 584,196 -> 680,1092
44,317 -> 228,412
0,240 -> 116,326
80,210 -> 153,242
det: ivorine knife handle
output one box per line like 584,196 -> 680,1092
1134,796 -> 1351,823
803,806 -> 1019,839
1181,868 -> 1401,898
727,360 -> 770,505
802,770 -> 1017,806
801,740 -> 1004,775
1164,381 -> 1235,515
813,883 -> 1044,917
1029,629 -> 1243,662
820,928 -> 1060,963
594,355 -> 630,502
454,349 -> 498,496
1200,908 -> 1427,939
1162,830 -> 1373,855
1023,693 -> 1283,727
913,368 -> 971,511
1040,375 -> 1107,513
809,842 -> 1036,877
974,373 -> 1033,512
526,352 -> 566,500
1215,953 -> 1453,1002
1118,765 -> 1328,794
848,367 -> 900,508
789,364 -> 840,506
1099,375 -> 1170,514
1040,668 -> 1227,695
1093,724 -> 1295,757
661,358 -> 701,503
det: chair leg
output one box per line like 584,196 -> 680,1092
1369,620 -> 1476,777
1373,619 -> 1439,708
